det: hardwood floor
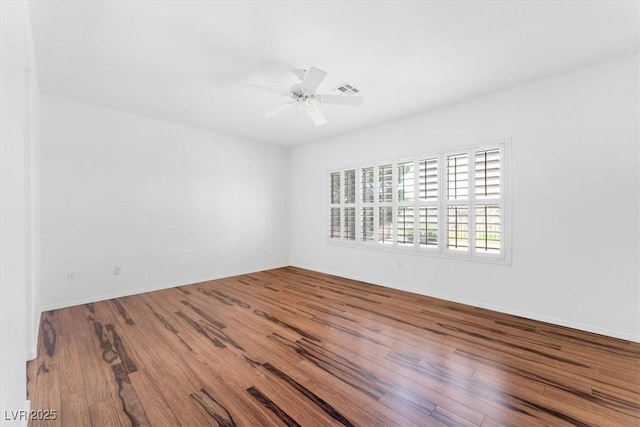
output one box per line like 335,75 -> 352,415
27,267 -> 640,426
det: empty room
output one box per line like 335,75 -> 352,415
1,1 -> 639,426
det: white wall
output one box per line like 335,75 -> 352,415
1,1 -> 40,423
290,54 -> 640,342
26,1 -> 42,361
39,95 -> 289,309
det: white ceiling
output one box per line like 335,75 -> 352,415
29,1 -> 639,147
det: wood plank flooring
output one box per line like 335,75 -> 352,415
27,267 -> 640,426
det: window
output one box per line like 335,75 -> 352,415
328,141 -> 509,263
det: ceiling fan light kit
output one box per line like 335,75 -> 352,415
261,66 -> 364,126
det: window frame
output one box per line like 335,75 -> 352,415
327,139 -> 511,265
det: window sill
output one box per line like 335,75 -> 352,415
327,238 -> 512,265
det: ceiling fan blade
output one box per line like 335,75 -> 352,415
317,94 -> 364,107
300,66 -> 328,93
264,101 -> 295,119
305,104 -> 327,126
247,83 -> 289,96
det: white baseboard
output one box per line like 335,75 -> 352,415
39,264 -> 289,312
27,311 -> 41,361
291,263 -> 640,344
37,262 -> 638,343
422,289 -> 640,343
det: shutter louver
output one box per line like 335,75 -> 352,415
330,208 -> 340,239
378,207 -> 393,244
447,154 -> 468,200
397,207 -> 414,245
475,205 -> 500,253
475,149 -> 500,199
360,207 -> 374,241
344,170 -> 356,204
419,158 -> 438,200
378,165 -> 393,203
344,207 -> 356,240
330,172 -> 340,204
397,162 -> 414,202
447,206 -> 468,250
361,167 -> 374,203
419,207 -> 438,247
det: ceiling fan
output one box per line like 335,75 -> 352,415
257,67 -> 364,126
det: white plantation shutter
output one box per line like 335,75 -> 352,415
475,205 -> 500,253
360,207 -> 374,241
378,206 -> 393,244
397,162 -> 414,202
419,206 -> 438,247
397,207 -> 414,245
419,158 -> 438,200
418,157 -> 438,249
328,141 -> 507,263
447,206 -> 469,250
446,153 -> 469,252
330,172 -> 340,204
341,170 -> 356,240
344,170 -> 356,204
361,167 -> 374,203
474,148 -> 502,253
475,149 -> 500,199
447,154 -> 468,200
360,167 -> 375,242
344,207 -> 356,240
329,172 -> 341,239
378,164 -> 393,244
378,164 -> 393,203
397,161 -> 415,247
330,208 -> 340,239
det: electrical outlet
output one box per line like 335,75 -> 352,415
67,272 -> 74,281
114,266 -> 121,275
